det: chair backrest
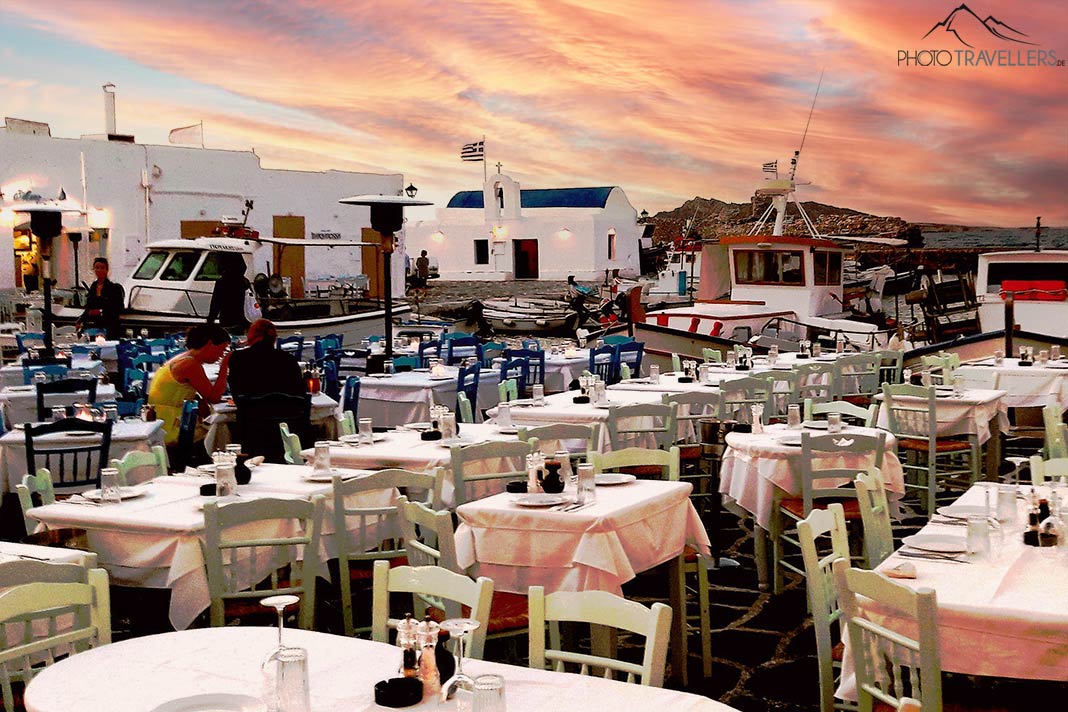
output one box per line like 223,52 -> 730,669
234,392 -> 311,462
16,468 -> 56,535
130,353 -> 166,373
342,376 -> 361,421
22,364 -> 69,386
122,367 -> 150,395
701,347 -> 723,364
457,392 -> 474,424
110,445 -> 168,485
528,585 -> 672,687
1044,403 -> 1068,459
803,398 -> 876,427
875,349 -> 905,386
456,362 -> 480,415
338,411 -> 356,437
855,467 -> 894,567
880,383 -> 938,447
603,335 -> 634,346
794,362 -> 835,405
519,422 -> 601,458
498,378 -> 518,404
0,568 -> 111,710
1028,454 -> 1068,486
35,378 -> 99,421
372,562 -> 494,659
662,392 -> 720,441
318,358 -> 340,399
796,430 -> 885,515
171,400 -> 200,472
276,335 -> 304,357
760,369 -> 801,420
398,497 -> 459,571
833,353 -> 881,401
521,338 -> 541,351
449,439 -> 531,506
481,341 -> 507,367
330,349 -> 371,379
588,344 -> 616,383
717,375 -> 772,424
671,353 -> 682,373
614,342 -> 644,382
833,559 -> 942,711
605,402 -> 677,451
445,336 -> 483,365
201,494 -> 325,629
591,446 -> 680,481
796,503 -> 849,712
279,423 -> 303,465
313,334 -> 343,361
391,355 -> 420,372
15,332 -> 46,354
502,348 -> 545,386
417,340 -> 440,368
24,419 -> 113,491
499,357 -> 529,396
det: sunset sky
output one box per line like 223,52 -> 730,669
1,0 -> 1065,226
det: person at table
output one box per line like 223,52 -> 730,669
148,324 -> 231,447
76,257 -> 125,339
207,253 -> 250,335
227,318 -> 304,399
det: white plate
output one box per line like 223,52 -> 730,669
150,693 -> 266,712
802,420 -> 829,429
197,464 -> 218,475
304,468 -> 360,483
83,485 -> 148,502
429,375 -> 454,381
513,493 -> 571,507
595,473 -> 637,486
338,433 -> 387,444
496,426 -> 520,435
197,495 -> 242,510
778,434 -> 803,446
592,402 -> 613,409
437,437 -> 471,448
901,534 -> 967,554
936,505 -> 989,520
402,422 -> 432,432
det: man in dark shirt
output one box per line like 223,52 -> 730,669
227,319 -> 305,399
78,257 -> 125,339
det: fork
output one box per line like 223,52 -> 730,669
895,549 -> 969,563
561,501 -> 595,513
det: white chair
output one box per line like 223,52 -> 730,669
795,362 -> 836,406
449,440 -> 532,507
518,422 -> 601,460
803,398 -> 876,428
1028,454 -> 1068,486
854,467 -> 894,568
371,561 -> 494,659
0,568 -> 111,710
833,353 -> 882,404
279,423 -> 304,465
717,376 -> 772,425
528,585 -> 672,687
110,445 -> 168,485
15,468 -> 55,536
832,559 -> 942,711
797,503 -> 850,712
605,402 -> 678,451
1043,403 -> 1068,459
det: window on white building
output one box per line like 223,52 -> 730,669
474,239 -> 490,265
608,229 -> 617,260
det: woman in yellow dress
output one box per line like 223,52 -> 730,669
148,324 -> 231,449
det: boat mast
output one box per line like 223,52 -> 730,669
1034,216 -> 1043,252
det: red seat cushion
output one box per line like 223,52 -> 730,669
426,591 -> 529,635
348,555 -> 409,581
618,465 -> 668,478
897,438 -> 972,453
779,497 -> 861,520
831,640 -> 845,662
677,444 -> 702,461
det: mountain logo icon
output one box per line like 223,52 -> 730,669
922,3 -> 1037,48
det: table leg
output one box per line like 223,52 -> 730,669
985,414 -> 1001,481
668,553 -> 688,686
754,523 -> 770,591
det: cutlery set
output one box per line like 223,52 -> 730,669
895,549 -> 970,563
551,501 -> 594,513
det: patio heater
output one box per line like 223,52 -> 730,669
338,189 -> 431,359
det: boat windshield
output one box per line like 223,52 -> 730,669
132,251 -> 168,280
735,250 -> 805,285
160,251 -> 201,281
194,251 -> 233,282
985,262 -> 1068,293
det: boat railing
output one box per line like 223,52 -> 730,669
761,315 -> 896,352
127,285 -> 207,317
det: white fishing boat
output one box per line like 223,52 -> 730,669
974,249 -> 1068,338
481,297 -> 575,333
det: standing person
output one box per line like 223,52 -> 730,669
77,257 -> 125,339
415,250 -> 430,288
207,253 -> 251,334
227,319 -> 304,399
148,324 -> 231,450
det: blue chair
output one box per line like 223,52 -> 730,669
314,334 -> 344,361
130,353 -> 166,374
116,341 -> 149,374
329,349 -> 370,380
277,335 -> 305,357
457,362 -> 481,416
521,338 -> 541,351
82,328 -> 106,339
22,364 -> 69,386
69,344 -> 95,357
144,338 -> 170,355
319,359 -> 340,400
614,342 -> 645,382
123,367 -> 149,395
603,335 -> 635,346
392,356 -> 420,372
481,341 -> 507,367
445,336 -> 483,366
498,357 -> 529,396
588,344 -> 616,383
503,348 -> 545,387
15,332 -> 46,354
171,400 -> 200,471
342,376 -> 361,420
417,340 -> 440,368
367,335 -> 383,343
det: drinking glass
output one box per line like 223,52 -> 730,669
1038,349 -> 1050,365
359,418 -> 374,446
140,328 -> 149,339
216,463 -> 237,498
996,484 -> 1018,525
827,412 -> 843,433
920,370 -> 932,387
442,411 -> 457,439
576,463 -> 596,505
226,443 -> 243,457
260,595 -> 308,712
497,403 -> 513,429
532,384 -> 545,406
473,674 -> 506,712
313,441 -> 331,473
726,351 -> 737,367
33,371 -> 48,385
1052,345 -> 1062,361
100,467 -> 121,505
812,342 -> 822,357
383,359 -> 395,375
965,515 -> 990,560
901,368 -> 912,384
103,404 -> 119,423
787,404 -> 802,430
750,404 -> 764,433
649,364 -> 660,383
993,349 -> 1004,364
440,618 -> 481,701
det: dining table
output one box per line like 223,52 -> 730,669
0,383 -> 119,428
0,418 -> 166,493
24,626 -> 733,712
837,483 -> 1068,700
0,357 -> 106,388
25,464 -> 390,630
954,356 -> 1068,411
351,368 -> 501,429
204,391 -> 341,453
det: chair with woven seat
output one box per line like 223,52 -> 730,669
832,353 -> 881,405
457,392 -> 474,424
661,391 -> 719,469
855,467 -> 894,568
803,398 -> 876,427
518,422 -> 601,460
795,361 -> 836,407
449,440 -> 532,507
481,341 -> 507,367
341,376 -> 361,422
587,344 -> 616,384
498,378 -> 519,404
445,336 -> 483,366
170,400 -> 200,472
15,332 -> 46,355
701,348 -> 723,364
528,586 -> 672,687
35,378 -> 99,422
129,352 -> 166,376
329,349 -> 371,381
456,362 -> 480,418
920,352 -> 958,386
1043,402 -> 1068,460
614,342 -> 644,383
797,503 -> 851,712
15,468 -> 56,535
397,498 -> 528,658
333,468 -> 444,637
760,369 -> 802,422
498,358 -> 528,398
201,494 -> 325,629
718,375 -> 772,425
770,429 -> 886,593
109,445 -> 168,485
21,364 -> 68,386
417,340 -> 440,368
234,392 -> 311,463
0,567 -> 111,710
24,419 -> 113,493
875,349 -> 905,386
881,383 -> 980,515
503,348 -> 545,393
521,338 -> 541,351
605,402 -> 678,451
832,559 -> 942,712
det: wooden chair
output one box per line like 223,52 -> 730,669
503,348 -> 545,390
881,383 -> 979,515
760,370 -> 802,422
0,568 -> 111,711
875,349 -> 905,386
832,559 -> 942,711
855,467 -> 894,568
1028,455 -> 1068,486
605,402 -> 678,451
234,392 -> 310,463
498,357 -> 529,397
803,398 -> 876,427
109,445 -> 168,485
518,423 -> 601,460
15,332 -> 46,355
588,344 -> 616,383
35,379 -> 99,422
481,341 -> 507,367
16,468 -> 55,535
313,334 -> 343,361
832,353 -> 881,405
449,440 -> 531,506
445,336 -> 483,366
391,355 -> 419,372
603,335 -> 634,346
497,378 -> 519,404
24,419 -> 113,492
795,361 -> 836,406
718,375 -> 772,425
671,353 -> 682,373
171,400 -> 200,472
770,430 -> 886,593
201,494 -> 325,629
1043,402 -> 1068,459
520,338 -> 541,351
417,340 -> 440,368
276,335 -> 304,357
701,348 -> 723,364
333,468 -> 443,637
456,362 -> 481,417
21,364 -> 68,386
457,393 -> 474,424
797,503 -> 850,712
614,342 -> 645,383
528,586 -> 672,687
338,411 -> 356,437
342,376 -> 361,421
279,423 -> 304,465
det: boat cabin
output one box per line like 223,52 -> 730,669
976,250 -> 1068,338
126,238 -> 254,317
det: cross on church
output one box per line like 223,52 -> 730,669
495,162 -> 503,173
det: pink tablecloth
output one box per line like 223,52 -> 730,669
454,479 -> 710,595
719,424 -> 905,530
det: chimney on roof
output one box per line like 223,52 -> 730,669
103,83 -> 117,135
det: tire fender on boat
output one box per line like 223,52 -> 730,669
503,319 -> 516,327
535,319 -> 548,327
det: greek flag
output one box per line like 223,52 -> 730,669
461,140 -> 485,162
762,161 -> 778,174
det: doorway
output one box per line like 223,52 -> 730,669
513,239 -> 539,279
272,216 -> 305,298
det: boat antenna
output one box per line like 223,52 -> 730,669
241,199 -> 254,227
790,68 -> 825,181
1034,215 -> 1042,252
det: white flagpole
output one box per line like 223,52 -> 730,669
199,120 -> 205,148
482,134 -> 487,183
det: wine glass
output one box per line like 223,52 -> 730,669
261,594 -> 300,649
439,617 -> 481,701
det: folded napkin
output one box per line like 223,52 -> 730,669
884,561 -> 917,579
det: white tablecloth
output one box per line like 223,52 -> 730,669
838,484 -> 1068,699
25,627 -> 731,712
205,392 -> 340,453
27,467 -> 391,630
0,419 -> 165,493
456,479 -> 710,595
0,383 -> 119,428
354,369 -> 501,428
874,388 -> 1009,444
0,542 -> 92,567
955,358 -> 1068,411
0,357 -> 106,388
543,350 -> 591,392
720,423 -> 905,530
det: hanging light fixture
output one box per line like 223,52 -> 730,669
405,183 -> 418,198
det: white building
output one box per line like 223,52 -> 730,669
0,118 -> 405,299
406,173 -> 642,281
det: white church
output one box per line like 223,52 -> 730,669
405,172 -> 642,281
